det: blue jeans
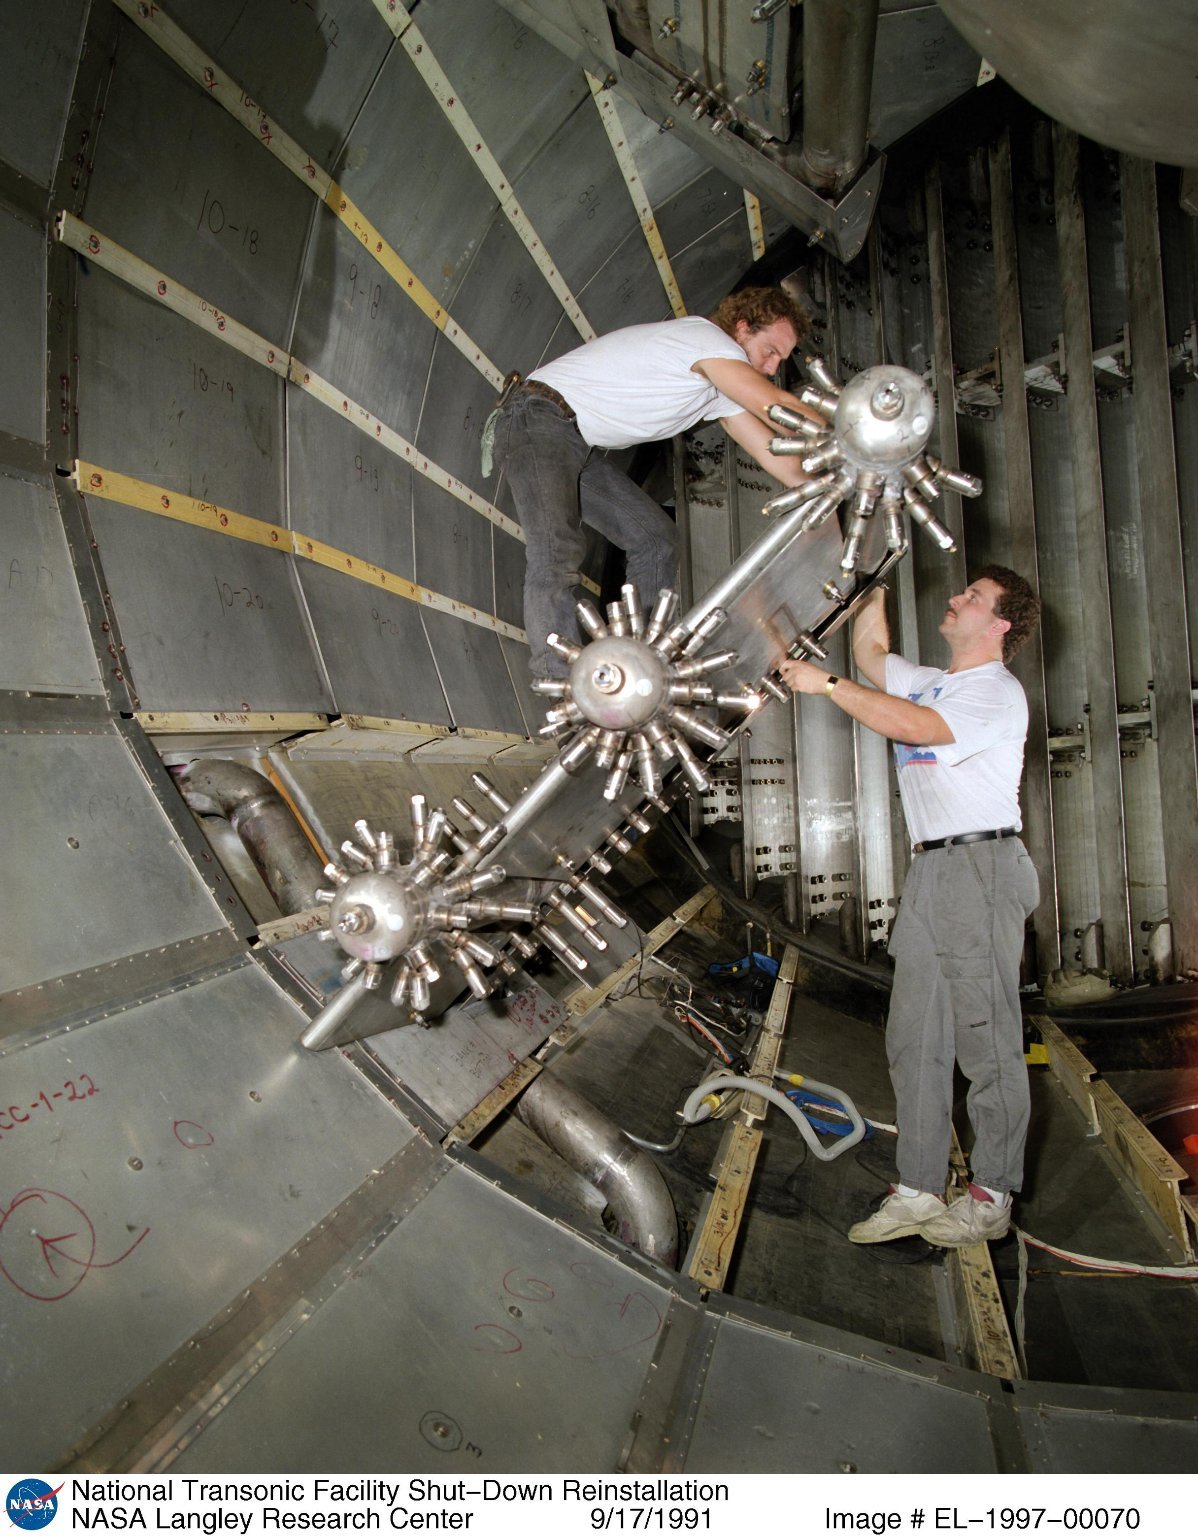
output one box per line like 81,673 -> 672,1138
492,393 -> 678,678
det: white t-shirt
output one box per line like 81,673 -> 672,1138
528,316 -> 749,449
884,654 -> 1028,845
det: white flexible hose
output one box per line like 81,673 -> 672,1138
680,1073 -> 866,1161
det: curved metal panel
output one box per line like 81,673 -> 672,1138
0,473 -> 103,694
0,726 -> 225,993
0,209 -> 46,442
412,340 -> 503,610
938,0 -> 1198,167
412,478 -> 496,614
88,498 -> 333,712
292,209 -> 438,444
77,274 -> 286,522
334,44 -> 499,313
686,1311 -> 999,1472
655,172 -> 758,317
167,0 -> 390,171
420,608 -> 527,736
287,388 -> 417,580
83,20 -> 314,345
447,209 -> 574,376
509,95 -> 640,304
0,0 -> 88,188
2,962 -> 413,1469
416,0 -> 591,186
296,562 -> 451,725
575,224 -> 669,333
168,1160 -> 673,1471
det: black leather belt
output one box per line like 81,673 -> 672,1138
913,826 -> 1018,853
512,378 -> 577,423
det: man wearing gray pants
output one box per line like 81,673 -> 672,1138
780,567 -> 1041,1248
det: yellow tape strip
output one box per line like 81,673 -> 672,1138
744,191 -> 766,261
587,74 -> 686,318
109,0 -> 501,385
73,461 -> 527,644
56,212 -> 521,544
374,1 -> 594,341
57,211 -> 288,376
292,362 -> 522,542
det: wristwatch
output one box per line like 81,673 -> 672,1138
824,674 -> 840,698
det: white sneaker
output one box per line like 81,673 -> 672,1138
921,1188 -> 1011,1248
847,1189 -> 945,1244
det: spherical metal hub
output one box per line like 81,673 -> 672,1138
568,635 -> 671,731
328,871 -> 429,963
835,365 -> 935,472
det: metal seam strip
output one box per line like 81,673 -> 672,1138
374,0 -> 595,341
107,0 -> 502,386
73,460 -> 528,644
586,72 -> 687,318
743,189 -> 765,261
59,1133 -> 450,1472
55,210 -> 521,544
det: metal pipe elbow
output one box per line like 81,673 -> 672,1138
514,1072 -> 679,1268
177,758 -> 324,917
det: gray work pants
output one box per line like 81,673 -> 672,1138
492,393 -> 677,678
886,837 -> 1041,1195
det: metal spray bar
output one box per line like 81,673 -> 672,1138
301,360 -> 983,1048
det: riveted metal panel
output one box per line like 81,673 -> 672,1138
0,209 -> 46,443
169,1158 -> 671,1471
292,206 -> 437,445
83,20 -> 313,345
0,726 -> 226,994
412,343 -> 501,612
77,273 -> 285,522
420,608 -> 526,737
686,1314 -> 998,1473
295,560 -> 450,725
0,473 -> 103,694
166,0 -> 389,171
335,43 -> 498,315
497,632 -> 541,734
870,6 -> 980,150
1012,1384 -> 1198,1473
368,978 -> 565,1128
510,93 -> 639,304
0,961 -> 414,1469
416,0 -> 592,187
287,387 -> 416,580
656,171 -> 756,317
447,207 -> 571,377
87,497 -> 332,714
493,517 -> 527,631
0,0 -> 87,189
575,224 -> 667,333
1053,125 -> 1132,980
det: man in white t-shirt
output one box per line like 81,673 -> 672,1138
780,567 -> 1042,1248
488,287 -> 816,678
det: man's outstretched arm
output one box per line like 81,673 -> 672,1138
851,587 -> 891,689
778,655 -> 955,747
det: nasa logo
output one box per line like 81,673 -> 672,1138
7,1480 -> 64,1530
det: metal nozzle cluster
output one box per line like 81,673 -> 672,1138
762,359 -> 982,576
461,773 -> 631,977
316,799 -> 534,1018
318,786 -> 636,1013
534,584 -> 761,799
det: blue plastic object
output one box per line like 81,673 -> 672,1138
707,951 -> 780,981
785,1086 -> 875,1140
